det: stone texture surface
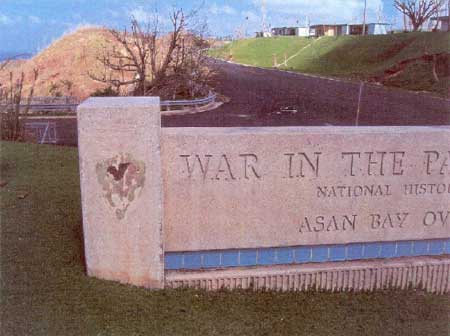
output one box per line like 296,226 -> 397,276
78,97 -> 164,288
162,126 -> 450,252
166,255 -> 450,293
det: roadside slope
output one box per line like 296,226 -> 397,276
210,32 -> 450,97
209,36 -> 312,67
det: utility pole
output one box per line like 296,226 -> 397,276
448,0 -> 450,32
262,0 -> 267,33
362,0 -> 367,35
245,16 -> 249,38
377,5 -> 383,23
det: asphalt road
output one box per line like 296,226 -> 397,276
23,60 -> 450,146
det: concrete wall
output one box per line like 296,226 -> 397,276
296,27 -> 310,36
78,97 -> 164,289
162,127 -> 450,252
440,20 -> 449,31
77,98 -> 450,291
368,24 -> 388,35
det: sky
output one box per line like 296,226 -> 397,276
0,0 -> 402,54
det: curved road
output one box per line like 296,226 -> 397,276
164,60 -> 450,127
25,60 -> 450,146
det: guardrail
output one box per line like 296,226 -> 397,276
1,92 -> 217,114
161,93 -> 216,111
0,103 -> 79,113
26,104 -> 78,112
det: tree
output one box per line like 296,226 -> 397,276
394,0 -> 445,31
89,8 -> 213,98
0,60 -> 10,72
0,60 -> 39,140
88,17 -> 156,95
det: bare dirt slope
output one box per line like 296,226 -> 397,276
0,27 -> 117,100
1,27 -> 211,101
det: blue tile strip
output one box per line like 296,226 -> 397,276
329,245 -> 346,261
164,239 -> 450,270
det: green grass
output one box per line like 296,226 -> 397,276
1,141 -> 449,336
210,36 -> 312,67
210,32 -> 450,96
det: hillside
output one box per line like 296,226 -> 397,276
2,30 -> 448,100
0,27 -> 213,101
0,27 -> 123,100
210,32 -> 450,97
0,52 -> 32,61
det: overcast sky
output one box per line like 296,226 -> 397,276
0,0 -> 401,54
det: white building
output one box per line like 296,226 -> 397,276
255,31 -> 273,38
310,23 -> 390,36
366,23 -> 390,35
430,16 -> 450,31
271,27 -> 313,37
270,23 -> 390,38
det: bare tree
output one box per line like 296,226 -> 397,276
0,53 -> 28,71
0,60 -> 10,72
156,17 -> 214,99
88,18 -> 153,95
0,68 -> 39,140
89,8 -> 211,99
153,9 -> 187,89
394,0 -> 444,31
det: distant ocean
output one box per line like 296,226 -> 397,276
0,52 -> 33,61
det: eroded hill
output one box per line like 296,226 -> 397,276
0,27 -> 117,100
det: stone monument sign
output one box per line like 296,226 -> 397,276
162,127 -> 449,251
78,98 -> 449,292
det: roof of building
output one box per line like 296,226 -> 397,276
310,24 -> 347,27
271,26 -> 309,29
310,22 -> 390,27
430,16 -> 450,21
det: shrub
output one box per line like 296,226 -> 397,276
90,86 -> 119,97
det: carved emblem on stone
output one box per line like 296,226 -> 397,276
96,153 -> 146,220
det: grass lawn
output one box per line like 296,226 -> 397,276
1,141 -> 449,336
209,32 -> 450,97
210,36 -> 312,68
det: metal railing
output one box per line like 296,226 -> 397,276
23,104 -> 78,112
160,92 -> 216,111
0,103 -> 78,113
1,92 -> 217,114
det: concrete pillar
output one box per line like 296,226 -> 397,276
77,97 -> 164,289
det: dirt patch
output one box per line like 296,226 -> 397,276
371,53 -> 450,84
371,37 -> 416,62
